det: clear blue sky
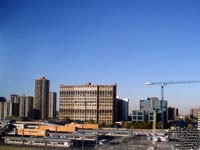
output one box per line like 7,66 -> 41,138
1,0 -> 200,114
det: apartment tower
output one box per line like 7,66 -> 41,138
33,77 -> 50,120
48,92 -> 57,118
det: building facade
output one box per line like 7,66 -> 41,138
132,110 -> 145,122
140,97 -> 167,123
48,92 -> 57,118
0,97 -> 6,120
19,95 -> 34,118
10,95 -> 34,119
59,82 -> 117,124
198,112 -> 200,130
116,96 -> 129,121
190,108 -> 200,118
168,107 -> 178,121
11,94 -> 19,117
3,101 -> 12,119
34,77 -> 50,120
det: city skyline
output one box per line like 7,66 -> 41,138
1,0 -> 200,114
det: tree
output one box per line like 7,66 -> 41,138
187,123 -> 193,129
123,122 -> 130,128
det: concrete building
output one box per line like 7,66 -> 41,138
198,112 -> 200,130
168,107 -> 178,121
59,82 -> 117,124
11,94 -> 19,117
3,101 -> 12,119
19,95 -> 26,118
34,77 -> 50,120
0,97 -> 6,120
190,108 -> 200,118
132,110 -> 145,122
132,110 -> 156,123
19,95 -> 34,118
24,96 -> 34,118
10,95 -> 34,119
48,92 -> 57,118
140,97 -> 167,123
116,96 -> 129,121
147,110 -> 156,122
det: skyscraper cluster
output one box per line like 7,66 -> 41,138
1,77 -> 130,124
0,77 -> 57,120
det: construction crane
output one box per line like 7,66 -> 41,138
145,80 -> 200,129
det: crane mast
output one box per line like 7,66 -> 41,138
145,80 -> 200,129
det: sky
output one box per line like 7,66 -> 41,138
1,0 -> 200,114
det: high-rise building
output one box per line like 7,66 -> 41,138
3,101 -> 12,119
25,96 -> 34,119
115,96 -> 129,121
48,92 -> 57,118
0,97 -> 6,120
19,95 -> 33,118
10,94 -> 19,117
10,94 -> 33,119
19,95 -> 26,118
59,82 -> 117,124
33,77 -> 50,120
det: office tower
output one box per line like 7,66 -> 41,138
10,94 -> 19,117
59,82 -> 117,124
115,96 -> 129,121
48,92 -> 57,118
34,77 -> 50,120
0,97 -> 6,120
140,97 -> 167,123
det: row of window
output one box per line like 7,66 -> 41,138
60,90 -> 114,97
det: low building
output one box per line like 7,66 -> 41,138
132,110 -> 144,122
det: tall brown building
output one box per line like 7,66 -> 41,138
34,77 -> 50,120
59,82 -> 117,124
